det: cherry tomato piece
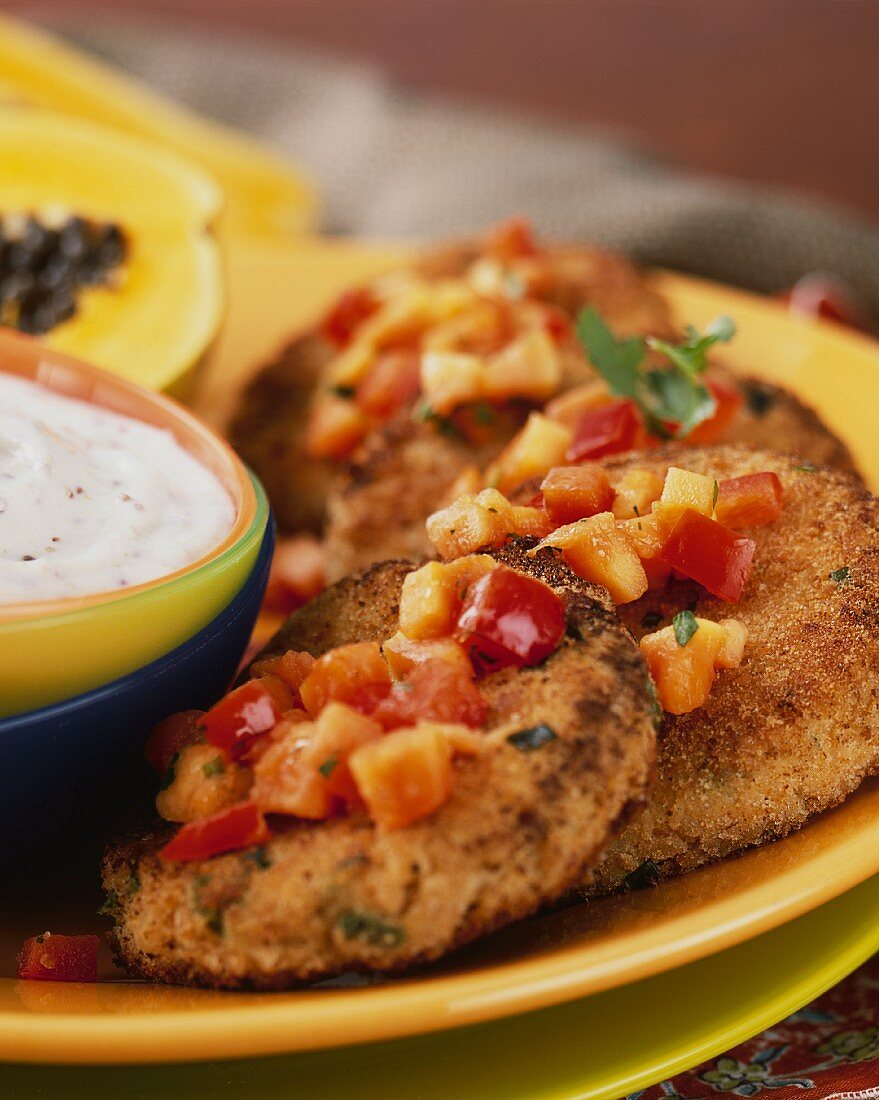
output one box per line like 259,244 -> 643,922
202,681 -> 283,761
320,287 -> 380,347
566,399 -> 639,462
372,659 -> 486,730
18,933 -> 100,982
714,472 -> 784,529
144,709 -> 205,774
661,509 -> 756,602
456,565 -> 566,672
158,801 -> 270,862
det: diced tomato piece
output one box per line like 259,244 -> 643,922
355,350 -> 422,418
780,274 -> 869,331
306,396 -> 371,459
535,513 -> 649,605
541,464 -> 616,525
566,399 -> 639,462
349,725 -> 453,829
660,509 -> 756,602
538,303 -> 573,344
484,217 -> 538,262
455,565 -> 566,672
714,472 -> 784,529
159,801 -> 270,862
373,659 -> 487,729
202,681 -> 283,761
144,709 -> 205,774
321,286 -> 381,347
18,933 -> 100,982
299,642 -> 392,718
686,379 -> 744,445
250,650 -> 315,698
262,537 -> 325,615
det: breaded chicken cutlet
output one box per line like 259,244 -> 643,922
322,373 -> 858,580
103,548 -> 657,989
589,445 -> 879,893
231,225 -> 676,536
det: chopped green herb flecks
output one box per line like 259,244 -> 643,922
338,909 -> 406,948
473,402 -> 495,425
330,384 -> 356,399
741,380 -> 776,417
829,566 -> 851,584
203,755 -> 224,778
243,846 -> 272,870
641,610 -> 664,630
193,874 -> 225,937
128,864 -> 141,896
319,756 -> 339,779
673,609 -> 699,647
414,401 -> 465,440
712,480 -> 719,510
576,308 -> 735,440
794,462 -> 817,473
624,858 -> 662,891
159,752 -> 179,791
645,677 -> 663,728
507,724 -> 558,752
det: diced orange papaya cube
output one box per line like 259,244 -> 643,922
533,513 -> 648,604
299,642 -> 391,718
618,511 -> 668,560
349,724 -> 453,829
156,743 -> 254,824
301,702 -> 383,807
483,330 -> 562,403
654,467 -> 716,526
398,556 -> 496,639
420,351 -> 486,414
714,472 -> 784,529
716,618 -> 748,669
306,395 -> 371,459
251,736 -> 332,819
382,631 -> 472,679
611,469 -> 666,520
426,489 -> 510,560
544,381 -> 613,427
540,464 -> 616,525
490,413 -> 572,495
508,504 -> 554,539
640,622 -> 722,715
250,650 -> 315,695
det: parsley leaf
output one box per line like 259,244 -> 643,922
673,609 -> 699,647
159,752 -> 179,791
203,756 -> 224,778
624,858 -> 662,891
576,308 -> 736,441
507,724 -> 557,752
318,756 -> 339,779
829,566 -> 851,584
330,384 -> 356,399
338,910 -> 406,948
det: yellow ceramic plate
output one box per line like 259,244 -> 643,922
2,242 -> 878,1069
2,875 -> 878,1098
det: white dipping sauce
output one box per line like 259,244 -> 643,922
0,373 -> 235,603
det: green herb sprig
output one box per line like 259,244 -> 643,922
576,309 -> 736,440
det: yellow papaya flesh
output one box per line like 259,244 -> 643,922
0,14 -> 318,242
0,107 -> 223,393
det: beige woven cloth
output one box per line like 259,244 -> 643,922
30,11 -> 879,320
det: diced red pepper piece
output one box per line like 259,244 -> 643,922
484,217 -> 538,262
202,681 -> 283,761
355,351 -> 422,418
539,304 -> 573,344
566,399 -> 639,462
159,801 -> 270,862
685,379 -> 745,445
18,933 -> 100,982
372,659 -> 486,730
320,287 -> 380,347
455,565 -> 566,673
540,464 -> 616,524
661,509 -> 756,602
144,710 -> 205,774
714,472 -> 784,528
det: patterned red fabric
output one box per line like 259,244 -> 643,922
630,955 -> 879,1099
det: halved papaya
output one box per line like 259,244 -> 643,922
0,13 -> 318,242
0,107 -> 223,393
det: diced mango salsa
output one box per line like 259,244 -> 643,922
640,617 -> 747,715
611,469 -> 666,520
382,632 -> 472,678
489,413 -> 572,494
532,513 -> 648,604
398,556 -> 496,639
349,724 -> 453,829
654,467 -> 717,526
299,642 -> 391,718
